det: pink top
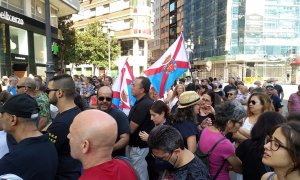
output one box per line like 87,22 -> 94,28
288,92 -> 300,112
199,128 -> 235,180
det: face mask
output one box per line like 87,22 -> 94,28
253,84 -> 258,88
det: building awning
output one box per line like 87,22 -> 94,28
291,59 -> 300,65
53,0 -> 80,17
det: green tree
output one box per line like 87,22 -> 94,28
58,16 -> 77,72
75,22 -> 120,71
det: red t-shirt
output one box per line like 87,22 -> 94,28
79,159 -> 138,180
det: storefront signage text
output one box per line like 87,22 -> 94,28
0,11 -> 24,25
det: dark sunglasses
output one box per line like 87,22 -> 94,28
17,85 -> 26,89
227,93 -> 234,96
98,96 -> 112,102
249,100 -> 258,105
45,88 -> 59,94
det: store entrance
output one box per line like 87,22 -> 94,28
12,64 -> 28,78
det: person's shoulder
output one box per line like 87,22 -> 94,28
176,156 -> 210,179
109,108 -> 128,119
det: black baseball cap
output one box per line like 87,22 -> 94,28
0,94 -> 39,118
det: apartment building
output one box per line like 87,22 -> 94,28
71,0 -> 152,77
0,0 -> 79,77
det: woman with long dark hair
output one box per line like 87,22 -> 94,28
236,112 -> 286,180
171,91 -> 200,153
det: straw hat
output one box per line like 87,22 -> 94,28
178,91 -> 200,108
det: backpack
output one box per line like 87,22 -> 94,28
196,136 -> 226,180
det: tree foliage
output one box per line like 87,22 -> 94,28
58,16 -> 76,66
75,22 -> 120,69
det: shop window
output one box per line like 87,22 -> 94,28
36,66 -> 46,77
10,26 -> 28,55
34,33 -> 46,64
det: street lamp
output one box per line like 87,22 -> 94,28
102,22 -> 114,76
185,38 -> 194,76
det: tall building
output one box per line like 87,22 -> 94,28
148,0 -> 162,64
71,0 -> 152,77
185,0 -> 300,83
159,0 -> 184,54
0,0 -> 79,77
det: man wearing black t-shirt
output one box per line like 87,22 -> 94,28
97,86 -> 130,157
128,76 -> 154,180
148,125 -> 210,180
0,94 -> 58,179
46,74 -> 82,180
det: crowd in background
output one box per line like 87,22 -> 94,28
0,73 -> 299,180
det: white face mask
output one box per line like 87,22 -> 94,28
253,84 -> 258,88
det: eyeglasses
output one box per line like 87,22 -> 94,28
98,96 -> 112,102
227,93 -> 234,96
151,151 -> 173,162
249,100 -> 259,105
265,135 -> 289,151
45,88 -> 59,94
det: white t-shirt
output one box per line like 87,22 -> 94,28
0,131 -> 9,159
242,117 -> 254,131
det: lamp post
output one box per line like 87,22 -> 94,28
102,23 -> 114,76
185,38 -> 194,77
45,0 -> 55,82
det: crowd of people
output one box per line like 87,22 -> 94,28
0,73 -> 299,180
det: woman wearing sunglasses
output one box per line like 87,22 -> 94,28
261,121 -> 300,180
234,93 -> 274,143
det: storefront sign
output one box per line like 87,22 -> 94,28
0,11 -> 24,25
11,53 -> 28,62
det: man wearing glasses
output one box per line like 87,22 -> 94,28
148,125 -> 210,180
46,74 -> 82,180
97,86 -> 130,157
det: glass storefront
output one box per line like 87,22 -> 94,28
36,66 -> 46,77
9,26 -> 28,55
34,33 -> 46,64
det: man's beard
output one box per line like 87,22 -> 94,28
49,95 -> 58,106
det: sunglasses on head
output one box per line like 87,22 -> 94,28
98,96 -> 112,102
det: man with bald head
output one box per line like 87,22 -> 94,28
97,86 -> 130,157
68,110 -> 137,179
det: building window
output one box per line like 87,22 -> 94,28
8,0 -> 24,14
10,26 -> 28,55
120,40 -> 133,56
34,33 -> 46,64
31,0 -> 45,22
170,2 -> 176,12
51,7 -> 58,27
139,40 -> 144,56
103,4 -> 110,14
